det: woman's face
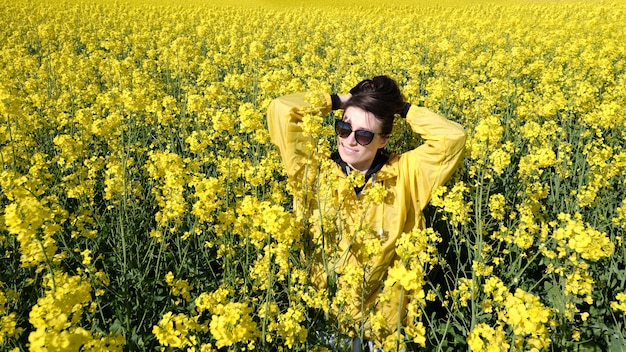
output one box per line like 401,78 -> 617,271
337,106 -> 389,173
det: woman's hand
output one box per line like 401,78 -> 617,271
338,94 -> 351,109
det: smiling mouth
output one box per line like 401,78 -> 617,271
341,143 -> 358,154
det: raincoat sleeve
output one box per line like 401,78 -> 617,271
267,92 -> 333,179
401,106 -> 466,210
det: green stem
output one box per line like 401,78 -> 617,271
35,232 -> 57,292
4,114 -> 17,171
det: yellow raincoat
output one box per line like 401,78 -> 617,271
267,92 -> 466,339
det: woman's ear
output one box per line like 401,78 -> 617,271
377,136 -> 390,149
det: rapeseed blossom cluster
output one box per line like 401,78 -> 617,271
542,213 -> 615,312
430,182 -> 472,226
207,300 -> 260,349
27,271 -> 123,351
500,289 -> 552,350
152,312 -> 205,349
1,0 -> 626,350
467,276 -> 553,351
1,170 -> 65,271
613,198 -> 626,230
467,323 -> 509,352
385,227 -> 441,346
551,213 -> 614,262
611,293 -> 626,315
165,271 -> 193,303
0,285 -> 21,345
268,305 -> 308,348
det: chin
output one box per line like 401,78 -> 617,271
339,147 -> 358,163
339,151 -> 365,171
338,142 -> 375,172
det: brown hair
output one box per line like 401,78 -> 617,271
344,75 -> 406,135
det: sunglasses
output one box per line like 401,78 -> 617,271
334,119 -> 387,146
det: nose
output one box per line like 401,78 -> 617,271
342,131 -> 358,145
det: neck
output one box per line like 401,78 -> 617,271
330,149 -> 390,177
347,162 -> 370,174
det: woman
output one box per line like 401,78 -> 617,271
267,76 -> 466,348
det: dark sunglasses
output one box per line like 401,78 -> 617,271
334,119 -> 387,146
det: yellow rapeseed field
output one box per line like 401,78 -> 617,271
1,0 -> 625,350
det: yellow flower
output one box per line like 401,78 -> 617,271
488,193 -> 506,221
404,322 -> 426,347
385,262 -> 423,292
209,301 -> 260,349
467,115 -> 504,162
165,271 -> 193,302
613,198 -> 626,230
346,171 -> 365,189
362,182 -> 388,205
4,195 -> 63,269
472,261 -> 493,278
498,289 -> 552,350
488,142 -> 513,176
553,213 -> 614,261
195,287 -> 231,314
451,278 -> 475,308
28,271 -> 94,351
467,323 -> 509,352
483,276 -> 508,303
145,151 -> 189,227
610,292 -> 626,314
0,312 -> 22,344
268,304 -> 308,348
430,182 -> 472,226
153,312 -> 204,348
82,332 -> 125,352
